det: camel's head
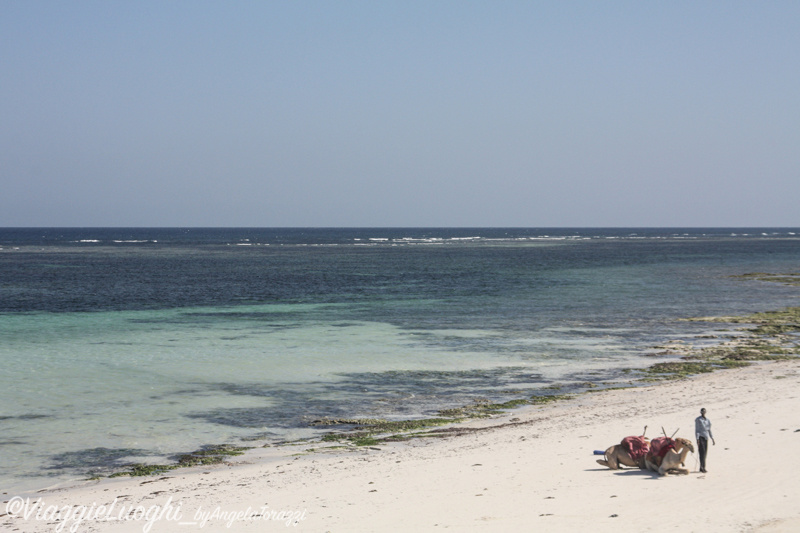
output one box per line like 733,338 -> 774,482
675,438 -> 694,453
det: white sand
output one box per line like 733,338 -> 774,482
4,359 -> 800,533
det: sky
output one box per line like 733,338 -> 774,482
2,1 -> 799,227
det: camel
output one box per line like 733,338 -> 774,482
596,433 -> 650,470
597,444 -> 645,469
644,437 -> 695,476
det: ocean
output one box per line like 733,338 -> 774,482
1,228 -> 799,492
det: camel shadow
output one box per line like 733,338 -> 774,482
612,469 -> 662,479
586,466 -> 662,478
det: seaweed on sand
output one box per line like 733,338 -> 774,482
106,444 -> 251,478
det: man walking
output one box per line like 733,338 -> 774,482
695,407 -> 715,473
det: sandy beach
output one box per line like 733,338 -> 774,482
4,359 -> 800,533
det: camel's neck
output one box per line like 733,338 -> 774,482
679,448 -> 691,461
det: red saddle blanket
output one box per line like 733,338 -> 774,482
620,436 -> 649,461
649,437 -> 676,458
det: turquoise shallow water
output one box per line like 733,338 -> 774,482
1,228 -> 799,491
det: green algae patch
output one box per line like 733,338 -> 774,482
437,394 -> 573,418
437,407 -> 478,418
486,398 -> 534,410
315,417 -> 457,432
367,418 -> 456,432
442,398 -> 534,418
750,324 -> 800,336
586,385 -> 635,393
741,307 -> 800,327
176,455 -> 225,467
319,417 -> 462,446
310,418 -> 387,427
109,464 -> 178,478
714,348 -> 795,361
530,394 -> 574,405
349,435 -> 381,447
106,444 -> 251,478
645,361 -> 716,378
193,444 -> 251,456
176,444 -> 251,466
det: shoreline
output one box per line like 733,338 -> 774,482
44,305 -> 800,484
4,358 -> 800,532
100,304 -> 800,480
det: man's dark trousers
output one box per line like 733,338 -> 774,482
698,436 -> 708,471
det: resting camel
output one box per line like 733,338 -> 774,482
644,437 -> 694,476
596,433 -> 650,470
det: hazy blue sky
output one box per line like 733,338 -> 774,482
2,1 -> 798,227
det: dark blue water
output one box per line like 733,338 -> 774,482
3,228 -> 798,316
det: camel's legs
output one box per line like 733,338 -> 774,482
600,447 -> 619,469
